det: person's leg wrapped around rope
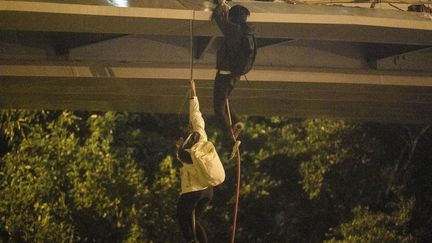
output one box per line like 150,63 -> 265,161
177,187 -> 213,243
213,72 -> 241,134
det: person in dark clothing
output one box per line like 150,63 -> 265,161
213,1 -> 254,138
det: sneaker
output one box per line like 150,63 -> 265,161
232,122 -> 245,140
229,140 -> 241,160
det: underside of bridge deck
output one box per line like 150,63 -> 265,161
1,0 -> 432,123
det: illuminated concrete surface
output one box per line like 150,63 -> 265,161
1,0 -> 432,123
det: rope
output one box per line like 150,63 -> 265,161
216,2 -> 240,240
190,11 -> 199,243
226,98 -> 242,243
192,209 -> 198,242
178,10 -> 196,121
189,11 -> 195,81
188,5 -> 241,242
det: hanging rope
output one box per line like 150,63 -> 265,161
178,10 -> 196,121
189,11 -> 195,82
226,98 -> 242,243
186,6 -> 241,243
189,12 -> 199,243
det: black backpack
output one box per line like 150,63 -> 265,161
228,33 -> 257,76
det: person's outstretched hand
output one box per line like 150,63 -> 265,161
220,0 -> 230,14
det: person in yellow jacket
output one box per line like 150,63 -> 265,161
176,80 -> 213,243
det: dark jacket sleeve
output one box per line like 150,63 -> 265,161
214,5 -> 242,46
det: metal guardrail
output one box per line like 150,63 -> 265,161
269,0 -> 432,11
273,0 -> 431,3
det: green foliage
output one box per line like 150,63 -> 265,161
0,111 -> 152,242
241,118 -> 378,200
0,109 -> 52,150
1,110 -> 431,242
1,111 -> 79,242
325,197 -> 414,243
145,155 -> 181,242
232,117 -> 421,242
298,120 -> 351,198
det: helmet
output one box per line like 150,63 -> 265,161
229,5 -> 250,19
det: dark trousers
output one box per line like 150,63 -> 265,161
177,187 -> 213,243
213,72 -> 240,134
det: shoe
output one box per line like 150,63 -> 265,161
232,122 -> 245,140
229,140 -> 241,160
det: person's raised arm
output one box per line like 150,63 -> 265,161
213,1 -> 241,42
189,80 -> 207,140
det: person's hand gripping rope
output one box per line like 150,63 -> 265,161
190,79 -> 196,98
215,0 -> 230,18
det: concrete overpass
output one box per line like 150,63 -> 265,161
1,0 -> 432,123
